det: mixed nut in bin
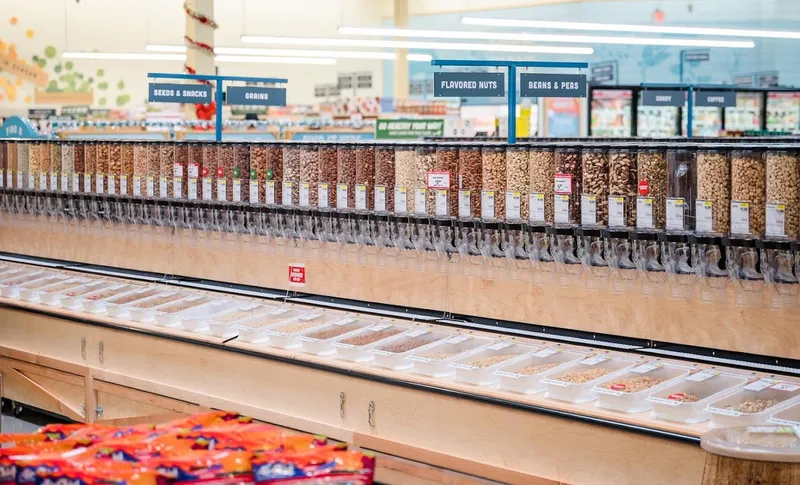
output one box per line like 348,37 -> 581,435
528,147 -> 554,224
553,147 -> 581,225
506,145 -> 529,221
481,145 -> 506,220
608,147 -> 636,228
731,147 -> 766,237
696,147 -> 731,234
581,147 -> 609,226
636,147 -> 667,230
457,145 -> 482,219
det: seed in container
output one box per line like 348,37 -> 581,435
554,367 -> 614,384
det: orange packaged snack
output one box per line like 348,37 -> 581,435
251,449 -> 375,484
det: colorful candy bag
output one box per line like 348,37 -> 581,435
251,449 -> 375,484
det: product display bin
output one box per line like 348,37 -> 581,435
104,287 -> 167,317
80,284 -> 143,313
495,346 -> 588,394
481,145 -> 506,221
198,303 -> 283,338
730,147 -> 766,237
258,311 -> 344,349
457,145 -> 482,220
299,144 -> 319,209
769,400 -> 800,426
581,147 -> 609,227
126,291 -> 187,322
355,144 -> 376,212
636,147 -> 667,231
282,145 -> 301,207
528,147 -> 554,225
152,295 -> 231,327
696,147 -> 731,235
233,144 -> 250,203
296,316 -> 376,355
543,353 -> 639,404
45,280 -> 112,308
235,306 -> 320,343
406,334 -> 495,378
706,377 -> 800,428
432,145 -> 458,218
331,321 -> 410,362
394,146 -> 415,215
553,147 -> 581,226
647,370 -> 751,424
765,148 -> 800,238
20,275 -> 88,303
592,362 -> 692,413
374,145 -> 394,212
16,274 -> 72,301
337,145 -> 357,211
369,327 -> 452,371
666,148 -> 696,232
0,270 -> 49,298
412,145 -> 435,216
505,145 -> 529,222
450,341 -> 538,386
608,147 -> 636,228
314,144 -> 336,210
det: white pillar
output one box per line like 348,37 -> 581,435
185,0 -> 215,76
393,0 -> 409,100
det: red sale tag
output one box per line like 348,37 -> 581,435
638,180 -> 650,196
288,263 -> 306,287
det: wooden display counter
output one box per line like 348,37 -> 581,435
0,287 -> 710,485
1,215 -> 798,360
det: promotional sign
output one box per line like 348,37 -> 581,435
433,72 -> 505,98
375,118 -> 445,140
758,72 -> 780,88
683,51 -> 710,62
732,74 -> 755,87
288,263 -> 306,287
148,83 -> 212,104
695,91 -> 736,107
591,62 -> 616,83
519,73 -> 587,98
641,90 -> 684,107
27,109 -> 56,120
226,86 -> 287,106
0,116 -> 42,139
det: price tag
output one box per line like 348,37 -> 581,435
666,198 -> 685,231
282,182 -> 293,206
147,176 -> 155,198
495,370 -> 522,379
744,378 -> 778,392
696,200 -> 713,232
0,170 -> 4,189
29,172 -> 36,190
767,418 -> 800,427
267,307 -> 290,315
766,202 -> 786,237
41,172 -> 50,191
120,175 -> 128,195
580,354 -> 610,366
435,189 -> 448,216
394,187 -> 407,214
337,184 -> 348,209
648,396 -> 684,407
554,194 -> 570,224
771,382 -> 800,392
266,181 -> 275,205
238,303 -> 260,311
375,186 -> 386,212
188,163 -> 199,178
95,173 -> 104,194
581,194 -> 597,226
554,174 -> 572,194
217,179 -> 227,201
60,173 -> 68,191
709,407 -> 742,417
542,378 -> 570,387
636,197 -> 653,229
449,362 -> 477,370
6,170 -> 11,188
333,317 -> 357,326
297,312 -> 321,322
530,193 -> 545,223
316,183 -> 328,208
414,187 -> 427,214
506,192 -> 521,220
184,295 -> 203,302
107,174 -> 116,195
747,426 -> 797,434
299,183 -> 310,207
50,172 -> 58,190
595,387 -> 626,397
174,177 -> 182,199
173,163 -> 183,177
630,363 -> 662,374
426,171 -> 450,189
686,370 -> 719,382
608,196 -> 625,227
188,178 -> 197,200
356,184 -> 367,210
408,355 -> 433,363
17,171 -> 24,189
731,201 -> 750,234
446,335 -> 470,344
331,342 -> 354,348
368,323 -> 392,332
481,191 -> 495,219
405,328 -> 429,338
249,180 -> 259,204
159,176 -> 168,198
533,347 -> 561,358
72,173 -> 80,193
202,178 -> 212,201
458,190 -> 471,218
488,341 -> 512,351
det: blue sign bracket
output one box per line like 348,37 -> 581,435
431,59 -> 589,143
147,72 -> 288,142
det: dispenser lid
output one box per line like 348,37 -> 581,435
701,426 -> 800,463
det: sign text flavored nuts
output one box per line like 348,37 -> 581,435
641,90 -> 685,107
148,83 -> 212,104
695,91 -> 736,107
433,72 -> 505,98
226,86 -> 287,106
520,73 -> 587,98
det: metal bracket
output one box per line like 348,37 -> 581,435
367,401 -> 375,428
339,392 -> 345,418
98,341 -> 104,364
80,337 -> 86,361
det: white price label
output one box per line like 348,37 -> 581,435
595,387 -> 626,397
554,174 -> 573,194
435,189 -> 448,216
202,178 -> 212,200
173,177 -> 182,199
187,178 -> 197,200
337,184 -> 348,209
495,370 -> 522,379
374,186 -> 386,212
771,382 -> 800,392
408,355 -> 433,363
744,378 -> 778,392
686,370 -> 719,382
266,181 -> 275,205
147,176 -> 155,197
608,196 -> 625,227
282,181 -> 293,206
446,335 -> 470,344
107,174 -> 116,195
394,187 -> 407,214
709,407 -> 742,417
239,304 -> 260,311
449,362 -> 477,370
666,198 -> 685,231
17,171 -> 24,189
533,347 -> 561,358
267,307 -> 290,315
636,197 -> 653,229
414,187 -> 427,214
554,194 -> 570,224
580,354 -> 610,366
368,323 -> 392,332
0,170 -> 4,189
506,192 -> 521,220
731,201 -> 750,234
581,194 -> 597,226
60,173 -> 68,191
543,378 -> 570,387
530,193 -> 545,223
173,163 -> 183,177
427,171 -> 450,189
159,176 -> 168,198
481,191 -> 495,219
299,183 -> 310,207
298,312 -> 321,322
318,183 -> 329,209
249,180 -> 259,204
356,184 -> 367,210
630,363 -> 662,374
458,190 -> 471,218
72,173 -> 79,192
49,172 -> 58,190
405,329 -> 429,338
766,202 -> 786,237
648,396 -> 684,407
217,179 -> 227,201
488,341 -> 512,351
188,163 -> 199,178
95,173 -> 104,194
334,317 -> 357,326
696,200 -> 713,232
120,175 -> 128,195
29,172 -> 36,190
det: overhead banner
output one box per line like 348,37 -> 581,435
375,118 -> 445,140
433,72 -> 505,98
641,90 -> 684,107
519,73 -> 587,98
684,51 -> 710,62
148,83 -> 212,104
226,86 -> 287,106
695,91 -> 736,107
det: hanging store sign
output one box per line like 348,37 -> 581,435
683,51 -> 710,62
433,72 -> 505,98
641,90 -> 684,107
519,73 -> 587,98
375,118 -> 445,140
590,62 -> 616,83
148,83 -> 212,104
758,72 -> 780,88
226,86 -> 287,106
695,91 -> 736,107
732,74 -> 755,87
27,109 -> 57,120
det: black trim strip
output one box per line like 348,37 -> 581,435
0,302 -> 699,445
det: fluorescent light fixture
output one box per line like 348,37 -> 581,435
241,35 -> 594,55
407,53 -> 433,62
62,52 -> 186,61
215,55 -> 336,65
462,17 -> 797,41
338,26 -> 754,49
146,44 -> 432,62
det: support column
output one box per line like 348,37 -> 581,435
185,0 -> 216,76
393,0 -> 409,100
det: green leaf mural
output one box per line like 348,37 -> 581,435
54,64 -> 62,73
116,94 -> 131,107
96,69 -> 104,77
98,97 -> 107,106
65,61 -> 73,70
44,46 -> 57,59
117,80 -> 125,90
98,81 -> 108,90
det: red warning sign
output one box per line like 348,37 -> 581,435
288,263 -> 306,287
